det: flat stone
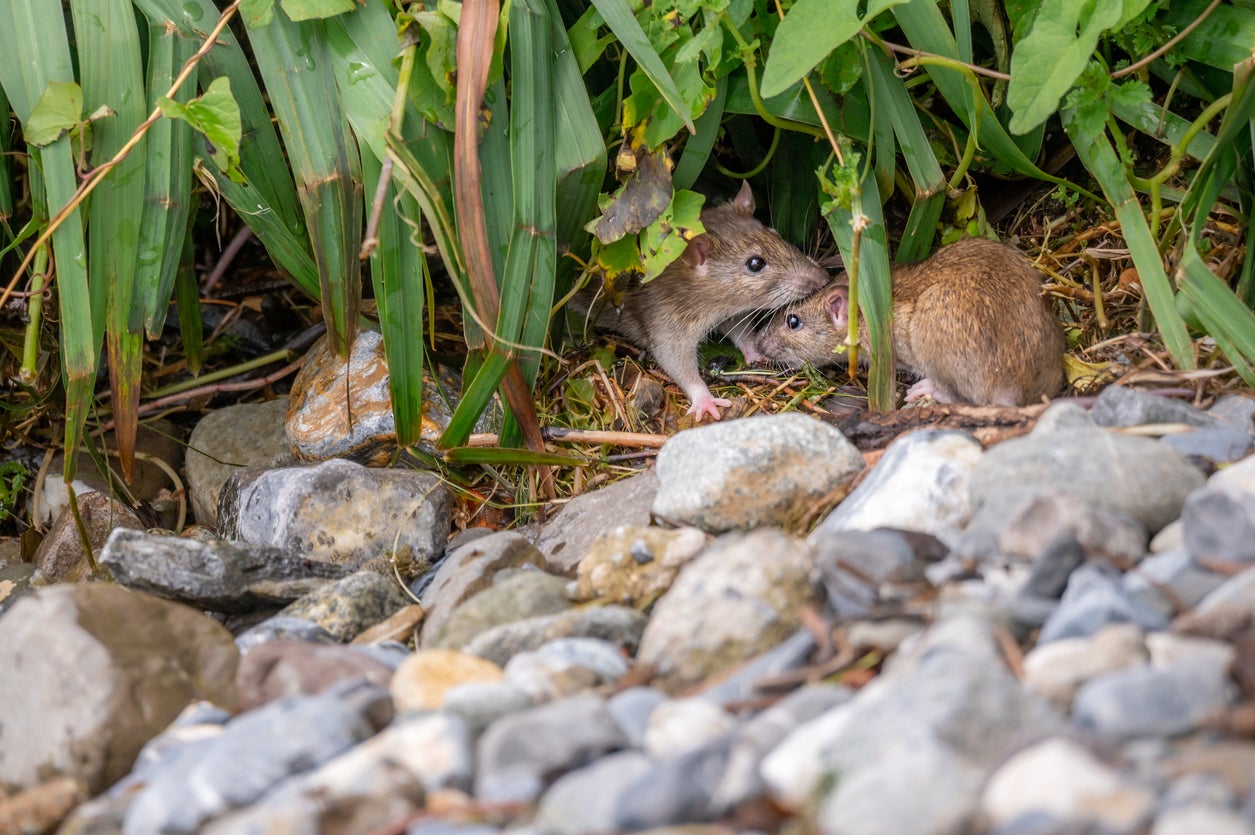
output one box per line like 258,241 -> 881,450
236,640 -> 395,710
652,413 -> 864,533
534,469 -> 659,575
535,750 -> 654,835
1090,385 -> 1221,429
351,603 -> 425,646
424,570 -> 572,651
463,605 -> 647,666
1038,563 -> 1169,643
1072,657 -> 1235,741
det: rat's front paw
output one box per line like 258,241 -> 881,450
905,378 -> 955,404
687,396 -> 732,422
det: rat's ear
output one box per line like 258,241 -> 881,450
681,234 -> 712,271
730,180 -> 755,215
827,286 -> 849,329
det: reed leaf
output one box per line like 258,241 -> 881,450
587,0 -> 695,134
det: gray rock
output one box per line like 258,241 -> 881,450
762,614 -> 1063,831
442,680 -> 537,737
644,698 -> 737,758
1209,395 -> 1255,435
997,492 -> 1148,565
123,681 -> 392,834
234,616 -> 338,651
1123,548 -> 1227,620
1038,563 -> 1170,643
813,429 -> 983,548
276,570 -> 415,642
607,687 -> 667,748
652,413 -> 864,533
969,403 -> 1205,534
636,529 -> 818,693
534,469 -> 659,575
613,737 -> 733,829
981,737 -> 1155,832
218,458 -> 451,576
426,570 -> 571,651
1021,534 -> 1086,600
236,640 -> 396,711
1072,658 -> 1235,741
100,528 -> 348,612
0,584 -> 238,794
1209,453 -> 1255,493
463,605 -> 647,666
810,527 -> 939,619
474,693 -> 629,803
694,628 -> 818,706
501,637 -> 630,702
418,531 -> 548,647
1182,485 -> 1255,563
32,491 -> 144,584
1162,426 -> 1253,463
186,399 -> 299,527
1090,385 -> 1220,429
535,750 -> 654,835
1023,623 -> 1148,712
0,561 -> 36,615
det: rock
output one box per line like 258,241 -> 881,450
1090,385 -> 1221,429
980,737 -> 1155,831
1176,564 -> 1255,634
234,616 -> 338,652
1209,394 -> 1255,434
969,402 -> 1205,534
651,413 -> 864,533
1071,657 -> 1235,741
0,776 -> 89,835
501,638 -> 630,702
285,330 -> 478,464
390,649 -> 504,712
1162,426 -> 1253,463
612,737 -> 733,830
995,492 -> 1148,564
418,532 -> 548,646
424,570 -> 571,651
1182,485 -> 1255,564
693,628 -> 818,706
534,469 -> 659,575
810,527 -> 941,619
1152,805 -> 1254,835
276,570 -> 415,642
474,693 -> 629,803
813,430 -> 983,548
1145,631 -> 1236,671
607,687 -> 667,748
236,640 -> 395,710
643,699 -> 737,758
761,615 -> 1062,832
1037,563 -> 1170,643
218,458 -> 451,577
0,561 -> 37,615
534,750 -> 654,835
186,399 -> 299,527
1023,623 -> 1148,710
1210,453 -> 1255,493
636,529 -> 818,693
1019,534 -> 1086,600
201,712 -> 471,835
352,603 -> 425,646
122,681 -> 392,833
1151,519 -> 1185,553
0,584 -> 238,793
463,605 -> 647,666
571,526 -> 708,606
442,680 -> 537,736
99,528 -> 349,612
32,491 -> 144,584
1123,548 -> 1227,620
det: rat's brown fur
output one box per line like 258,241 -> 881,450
755,237 -> 1065,407
573,182 -> 829,420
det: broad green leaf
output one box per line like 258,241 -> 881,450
588,0 -> 695,134
282,0 -> 357,21
26,81 -> 82,146
760,0 -> 908,99
1006,0 -> 1122,135
159,77 -> 243,180
241,0 -> 274,27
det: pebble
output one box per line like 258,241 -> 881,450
535,468 -> 659,575
571,525 -> 707,605
813,429 -> 982,548
1182,484 -> 1255,563
276,569 -> 415,641
390,649 -> 504,712
501,637 -> 630,702
643,699 -> 737,758
1023,623 -> 1148,709
1071,656 -> 1235,741
534,750 -> 654,835
236,639 -> 395,710
218,457 -> 452,576
1090,385 -> 1222,429
462,604 -> 647,666
651,413 -> 864,532
33,491 -> 143,585
424,569 -> 572,651
1037,563 -> 1170,643
100,528 -> 349,612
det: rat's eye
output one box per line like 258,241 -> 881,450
746,255 -> 766,273
786,313 -> 802,331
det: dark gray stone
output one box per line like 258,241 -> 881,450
812,528 -> 936,618
534,469 -> 659,575
276,570 -> 415,642
101,528 -> 348,613
1021,534 -> 1086,600
1182,486 -> 1255,563
425,570 -> 571,651
1090,385 -> 1220,429
463,605 -> 647,666
1038,564 -> 1170,643
1162,426 -> 1253,463
1072,659 -> 1235,741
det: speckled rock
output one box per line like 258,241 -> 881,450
535,469 -> 659,575
652,413 -> 864,533
636,528 -> 818,693
571,525 -> 708,606
32,491 -> 144,585
218,458 -> 451,576
424,570 -> 572,651
0,584 -> 238,793
276,570 -> 415,642
185,399 -> 299,527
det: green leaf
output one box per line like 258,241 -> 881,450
442,446 -> 591,466
588,0 -> 696,134
241,0 -> 274,27
1006,0 -> 1122,135
26,81 -> 82,146
760,0 -> 909,99
281,0 -> 357,21
158,76 -> 243,181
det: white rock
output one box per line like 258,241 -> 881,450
1146,631 -> 1236,671
1152,804 -> 1254,835
1022,623 -> 1147,709
642,698 -> 737,758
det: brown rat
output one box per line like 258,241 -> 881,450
573,182 -> 829,421
755,237 -> 1065,406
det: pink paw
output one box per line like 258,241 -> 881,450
687,396 -> 732,422
905,378 -> 955,404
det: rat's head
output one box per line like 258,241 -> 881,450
680,182 -> 829,307
754,281 -> 853,369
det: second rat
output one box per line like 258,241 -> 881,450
754,236 -> 1065,406
574,182 -> 829,421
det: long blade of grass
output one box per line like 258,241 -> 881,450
673,75 -> 726,192
136,21 -> 197,339
245,6 -> 363,357
0,0 -> 93,481
173,229 -> 204,375
0,83 -> 11,221
587,0 -> 695,134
